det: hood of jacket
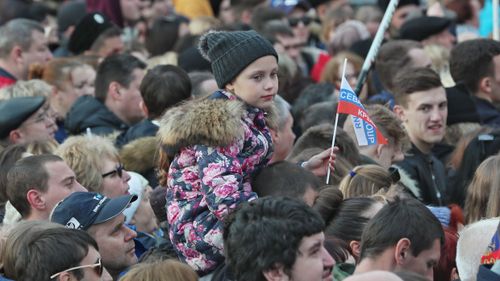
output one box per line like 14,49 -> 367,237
65,95 -> 127,135
159,98 -> 246,156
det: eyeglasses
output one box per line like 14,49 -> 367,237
102,163 -> 124,178
289,16 -> 312,27
50,257 -> 103,279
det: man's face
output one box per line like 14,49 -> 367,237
391,5 -> 420,30
118,68 -> 146,125
289,232 -> 335,281
21,30 -> 52,78
397,239 -> 441,281
15,104 -> 57,144
89,214 -> 138,274
271,113 -> 296,162
394,87 -> 447,153
276,35 -> 302,62
43,161 -> 87,214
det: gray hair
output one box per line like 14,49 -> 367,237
0,19 -> 44,58
274,95 -> 291,130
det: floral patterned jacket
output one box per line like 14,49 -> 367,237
158,91 -> 274,274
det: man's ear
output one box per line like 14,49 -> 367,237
394,238 -> 411,266
26,189 -> 46,211
393,105 -> 406,122
8,129 -> 23,144
11,45 -> 23,65
263,264 -> 288,281
108,81 -> 122,101
479,76 -> 492,96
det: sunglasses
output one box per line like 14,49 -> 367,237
50,257 -> 103,279
289,16 -> 312,27
102,163 -> 124,178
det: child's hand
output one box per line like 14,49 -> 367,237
302,147 -> 339,177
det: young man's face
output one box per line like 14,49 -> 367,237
397,239 -> 441,281
394,87 -> 447,153
117,68 -> 146,125
43,161 -> 87,213
289,232 -> 335,281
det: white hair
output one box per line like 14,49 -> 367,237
456,217 -> 500,281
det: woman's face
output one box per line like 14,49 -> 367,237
131,185 -> 158,234
100,158 -> 130,198
225,55 -> 279,110
54,65 -> 96,118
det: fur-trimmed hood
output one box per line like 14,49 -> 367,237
158,97 -> 276,157
392,164 -> 422,200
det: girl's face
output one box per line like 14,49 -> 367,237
226,55 -> 279,110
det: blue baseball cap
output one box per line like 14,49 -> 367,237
50,192 -> 137,231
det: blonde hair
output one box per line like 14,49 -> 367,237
339,164 -> 393,198
120,260 -> 198,281
0,79 -> 51,100
55,135 -> 119,193
464,154 -> 500,224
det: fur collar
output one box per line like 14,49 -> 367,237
159,97 -> 277,156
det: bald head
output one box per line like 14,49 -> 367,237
346,271 -> 403,281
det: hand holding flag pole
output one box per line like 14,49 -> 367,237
326,58 -> 388,184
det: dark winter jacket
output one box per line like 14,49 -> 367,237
394,144 -> 447,206
65,95 -> 128,136
116,119 -> 158,148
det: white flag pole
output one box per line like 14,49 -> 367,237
326,58 -> 348,185
494,0 -> 499,41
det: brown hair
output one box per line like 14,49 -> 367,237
120,260 -> 198,281
375,40 -> 422,92
6,154 -> 63,218
392,67 -> 443,107
464,154 -> 500,224
365,104 -> 407,147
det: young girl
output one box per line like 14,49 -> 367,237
158,30 -> 280,274
159,30 -> 335,275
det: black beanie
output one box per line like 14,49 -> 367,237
68,12 -> 114,55
198,30 -> 278,88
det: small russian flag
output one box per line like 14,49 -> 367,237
337,76 -> 387,146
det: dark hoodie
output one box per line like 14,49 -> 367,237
65,95 -> 128,136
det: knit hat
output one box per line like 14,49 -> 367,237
198,30 -> 278,88
68,12 -> 114,55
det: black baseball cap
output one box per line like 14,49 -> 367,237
0,96 -> 45,139
50,192 -> 137,231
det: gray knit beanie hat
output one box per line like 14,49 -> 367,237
198,30 -> 278,88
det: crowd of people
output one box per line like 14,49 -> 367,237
0,0 -> 499,280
